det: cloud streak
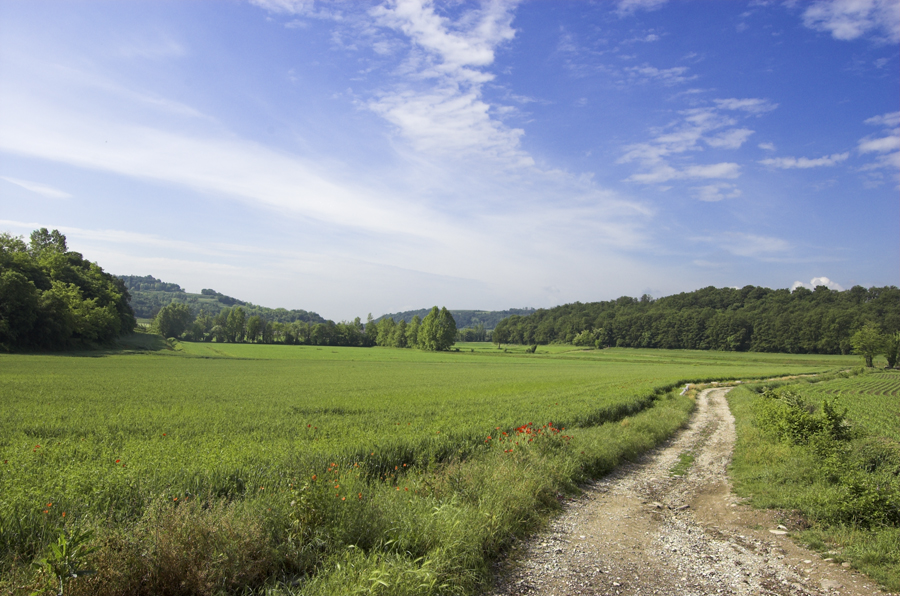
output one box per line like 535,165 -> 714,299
0,176 -> 72,199
759,152 -> 849,169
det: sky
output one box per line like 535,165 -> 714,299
0,0 -> 897,321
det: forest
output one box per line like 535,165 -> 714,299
492,285 -> 899,355
0,229 -> 135,349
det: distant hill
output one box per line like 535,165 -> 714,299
376,308 -> 536,330
118,275 -> 326,324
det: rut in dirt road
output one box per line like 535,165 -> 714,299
486,387 -> 890,596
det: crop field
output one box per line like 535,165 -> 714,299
0,340 -> 855,595
813,371 -> 900,440
729,369 -> 900,590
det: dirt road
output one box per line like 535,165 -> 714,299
487,387 -> 892,596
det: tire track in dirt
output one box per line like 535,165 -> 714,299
486,387 -> 893,596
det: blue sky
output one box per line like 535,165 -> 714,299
1,0 -> 897,321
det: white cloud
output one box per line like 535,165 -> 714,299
364,0 -> 531,167
616,0 -> 668,16
250,0 -> 314,15
624,64 -> 696,86
705,128 -> 754,149
0,176 -> 72,199
759,152 -> 849,169
858,134 -> 900,153
713,98 -> 778,114
802,0 -> 900,43
758,142 -> 776,151
627,162 -> 740,184
865,111 -> 900,128
791,276 -> 845,291
693,183 -> 741,202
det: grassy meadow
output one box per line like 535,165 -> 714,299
729,369 -> 900,590
0,338 -> 857,595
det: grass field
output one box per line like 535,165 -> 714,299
0,338 -> 857,595
729,369 -> 900,590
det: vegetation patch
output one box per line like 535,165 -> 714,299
729,371 -> 900,591
0,345 -> 853,595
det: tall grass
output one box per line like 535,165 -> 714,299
0,341 -> 854,595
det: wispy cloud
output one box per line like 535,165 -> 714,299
759,152 -> 849,169
362,0 -> 532,167
802,0 -> 900,43
619,98 -> 772,184
693,182 -> 741,202
616,0 -> 668,17
0,176 -> 72,199
713,98 -> 778,114
721,232 -> 791,258
623,64 -> 696,86
857,110 -> 900,185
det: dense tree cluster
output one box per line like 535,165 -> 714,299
377,307 -> 534,329
154,304 -> 458,351
0,229 -> 136,349
493,285 -> 899,355
370,307 -> 457,351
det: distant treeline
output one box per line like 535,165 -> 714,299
493,285 -> 899,354
119,275 -> 325,324
153,303 -> 458,350
0,229 -> 136,349
377,307 -> 535,330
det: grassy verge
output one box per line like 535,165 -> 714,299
728,370 -> 900,591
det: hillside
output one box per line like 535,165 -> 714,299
118,275 -> 326,324
376,308 -> 535,330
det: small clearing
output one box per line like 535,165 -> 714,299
487,387 -> 894,596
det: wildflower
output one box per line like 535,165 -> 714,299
173,497 -> 178,501
162,433 -> 166,436
342,497 -> 346,501
404,487 -> 408,491
312,474 -> 317,481
358,493 -> 363,499
46,503 -> 52,507
61,512 -> 65,518
115,459 -> 120,463
334,484 -> 339,489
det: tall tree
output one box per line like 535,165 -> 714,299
851,322 -> 885,367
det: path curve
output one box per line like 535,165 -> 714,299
486,387 -> 892,596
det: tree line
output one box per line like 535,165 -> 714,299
492,285 -> 899,356
0,229 -> 136,349
153,303 -> 458,351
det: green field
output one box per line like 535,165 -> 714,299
729,370 -> 900,590
0,340 -> 856,595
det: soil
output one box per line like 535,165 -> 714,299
486,387 -> 895,596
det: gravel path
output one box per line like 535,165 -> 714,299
486,387 -> 893,596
